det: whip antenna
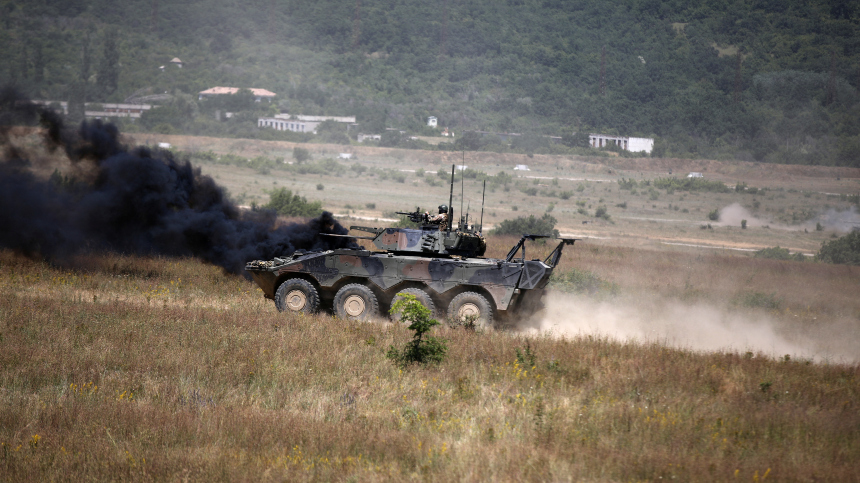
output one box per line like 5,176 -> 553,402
479,180 -> 486,233
447,164 -> 455,233
460,151 -> 464,229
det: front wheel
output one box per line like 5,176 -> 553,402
275,278 -> 320,314
333,284 -> 380,321
448,292 -> 493,328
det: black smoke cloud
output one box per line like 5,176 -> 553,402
0,90 -> 357,274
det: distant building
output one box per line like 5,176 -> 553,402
687,172 -> 703,178
257,114 -> 357,134
357,134 -> 381,143
427,116 -> 438,127
170,57 -> 183,68
589,134 -> 654,154
514,165 -> 530,171
338,153 -> 353,160
198,87 -> 276,102
257,117 -> 316,133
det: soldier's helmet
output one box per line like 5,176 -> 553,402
438,204 -> 448,214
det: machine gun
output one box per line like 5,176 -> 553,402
395,208 -> 430,225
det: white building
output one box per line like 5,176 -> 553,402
257,114 -> 357,134
357,134 -> 381,143
257,117 -> 317,133
589,134 -> 654,154
198,87 -> 276,102
427,116 -> 438,127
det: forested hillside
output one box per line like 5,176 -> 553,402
1,0 -> 859,165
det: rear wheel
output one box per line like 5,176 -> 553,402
274,278 -> 320,314
448,292 -> 494,328
333,284 -> 380,321
390,287 -> 436,322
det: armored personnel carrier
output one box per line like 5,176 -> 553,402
245,168 -> 577,327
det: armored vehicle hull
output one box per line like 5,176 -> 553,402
246,234 -> 575,326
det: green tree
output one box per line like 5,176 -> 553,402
816,230 -> 860,265
97,28 -> 119,98
263,188 -> 323,217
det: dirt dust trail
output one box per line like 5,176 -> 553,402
529,293 -> 859,363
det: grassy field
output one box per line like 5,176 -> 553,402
1,241 -> 858,481
2,132 -> 859,480
129,133 -> 860,256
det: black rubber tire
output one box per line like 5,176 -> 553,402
333,284 -> 380,321
390,287 -> 437,322
274,278 -> 320,314
448,292 -> 494,328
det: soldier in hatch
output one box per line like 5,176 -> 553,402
426,204 -> 449,231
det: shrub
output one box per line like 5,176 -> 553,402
293,147 -> 310,163
415,168 -> 425,177
708,209 -> 720,221
653,177 -> 731,193
263,188 -> 323,217
741,219 -> 747,229
386,293 -> 448,368
594,205 -> 610,220
816,230 -> 860,265
559,190 -> 573,200
365,203 -> 376,209
618,178 -> 638,190
350,163 -> 367,175
492,213 -> 559,237
616,201 -> 627,209
316,183 -> 324,191
754,246 -> 805,261
520,187 -> 538,196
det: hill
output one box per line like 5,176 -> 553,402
1,0 -> 859,164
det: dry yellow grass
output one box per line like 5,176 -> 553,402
1,249 -> 858,481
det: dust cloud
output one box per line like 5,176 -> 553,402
530,293 -> 859,363
717,202 -> 860,233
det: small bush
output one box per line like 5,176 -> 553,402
594,205 -> 610,220
316,183 -> 324,191
365,203 -> 376,209
492,213 -> 559,237
559,190 -> 573,200
415,168 -> 425,177
521,187 -> 538,196
616,201 -> 627,209
741,219 -> 747,229
263,188 -> 323,217
754,246 -> 805,261
293,147 -> 310,163
386,293 -> 448,368
816,230 -> 860,265
350,163 -> 367,175
708,209 -> 720,221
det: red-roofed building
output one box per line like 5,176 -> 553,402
198,87 -> 276,102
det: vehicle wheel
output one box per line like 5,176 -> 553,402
274,278 -> 320,314
448,292 -> 494,328
390,287 -> 436,322
333,284 -> 380,321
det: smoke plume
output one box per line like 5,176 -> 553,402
0,90 -> 356,273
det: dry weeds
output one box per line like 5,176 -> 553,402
1,248 -> 859,481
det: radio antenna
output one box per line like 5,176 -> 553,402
460,151 -> 464,230
479,180 -> 486,233
447,164 -> 455,233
